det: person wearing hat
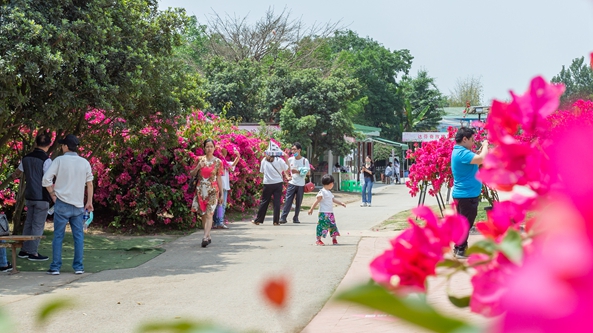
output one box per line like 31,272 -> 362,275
42,134 -> 94,275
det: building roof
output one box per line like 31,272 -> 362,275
353,124 -> 381,137
372,137 -> 409,150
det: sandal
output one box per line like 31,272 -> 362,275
201,238 -> 209,248
251,220 -> 261,225
273,222 -> 280,226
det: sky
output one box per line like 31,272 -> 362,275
158,0 -> 593,104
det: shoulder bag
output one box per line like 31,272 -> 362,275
0,213 -> 10,236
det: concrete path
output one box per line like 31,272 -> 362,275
0,183 -> 456,333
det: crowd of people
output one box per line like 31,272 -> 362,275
2,127 -> 484,270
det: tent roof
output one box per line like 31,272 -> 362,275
372,137 -> 409,150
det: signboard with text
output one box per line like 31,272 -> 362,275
402,132 -> 449,142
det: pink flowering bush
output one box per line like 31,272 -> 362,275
0,109 -> 274,232
90,110 -> 272,232
338,76 -> 593,333
405,127 -> 456,197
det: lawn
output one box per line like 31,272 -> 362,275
379,202 -> 491,231
9,230 -> 175,273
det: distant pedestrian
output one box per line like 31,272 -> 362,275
2,131 -> 53,262
42,134 -> 94,275
190,139 -> 223,248
393,158 -> 401,184
360,156 -> 375,207
213,146 -> 240,229
280,142 -> 310,224
308,174 -> 345,246
252,151 -> 289,226
451,127 -> 488,259
384,162 -> 393,185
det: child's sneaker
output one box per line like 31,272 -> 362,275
332,238 -> 338,245
315,240 -> 325,246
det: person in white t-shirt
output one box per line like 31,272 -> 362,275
280,142 -> 310,224
42,134 -> 93,275
252,152 -> 289,226
307,174 -> 346,246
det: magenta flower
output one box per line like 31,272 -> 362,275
469,252 -> 516,317
510,76 -> 565,136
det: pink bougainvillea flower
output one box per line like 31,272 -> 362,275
371,206 -> 469,292
485,100 -> 521,145
469,252 -> 516,317
476,194 -> 534,240
510,76 -> 565,136
370,223 -> 442,292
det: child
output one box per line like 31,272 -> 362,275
308,174 -> 346,245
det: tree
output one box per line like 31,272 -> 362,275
202,57 -> 265,122
399,70 -> 446,133
448,75 -> 483,106
0,0 -> 206,231
328,30 -> 413,141
0,0 -> 205,146
264,68 -> 360,164
204,6 -> 340,65
551,56 -> 593,107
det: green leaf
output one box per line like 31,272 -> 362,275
448,295 -> 471,308
335,283 -> 479,333
138,321 -> 237,333
36,298 -> 74,325
437,258 -> 463,269
466,239 -> 497,255
499,229 -> 523,264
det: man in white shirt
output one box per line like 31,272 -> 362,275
252,153 -> 289,225
280,142 -> 310,224
42,134 -> 94,275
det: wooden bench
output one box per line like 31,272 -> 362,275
0,235 -> 45,274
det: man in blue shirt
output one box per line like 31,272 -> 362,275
451,127 -> 488,259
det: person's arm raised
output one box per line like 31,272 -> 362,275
471,140 -> 489,165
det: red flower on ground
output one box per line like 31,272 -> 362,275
262,277 -> 289,308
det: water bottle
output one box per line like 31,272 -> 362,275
83,210 -> 92,232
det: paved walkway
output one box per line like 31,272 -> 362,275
0,183 -> 487,333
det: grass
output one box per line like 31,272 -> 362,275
379,202 -> 491,231
8,230 -> 175,273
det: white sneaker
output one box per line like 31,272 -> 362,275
74,270 -> 85,274
367,204 -> 372,207
360,203 -> 366,207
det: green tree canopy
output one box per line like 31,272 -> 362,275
0,0 -> 205,147
552,56 -> 593,107
329,30 -> 413,141
399,70 -> 446,133
265,68 -> 360,164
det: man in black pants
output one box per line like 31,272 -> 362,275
451,128 -> 488,259
280,142 -> 310,224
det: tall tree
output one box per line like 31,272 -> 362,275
329,30 -> 413,141
551,56 -> 593,107
447,75 -> 483,106
204,6 -> 340,66
202,57 -> 264,122
264,68 -> 360,164
0,0 -> 205,147
399,70 -> 446,133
